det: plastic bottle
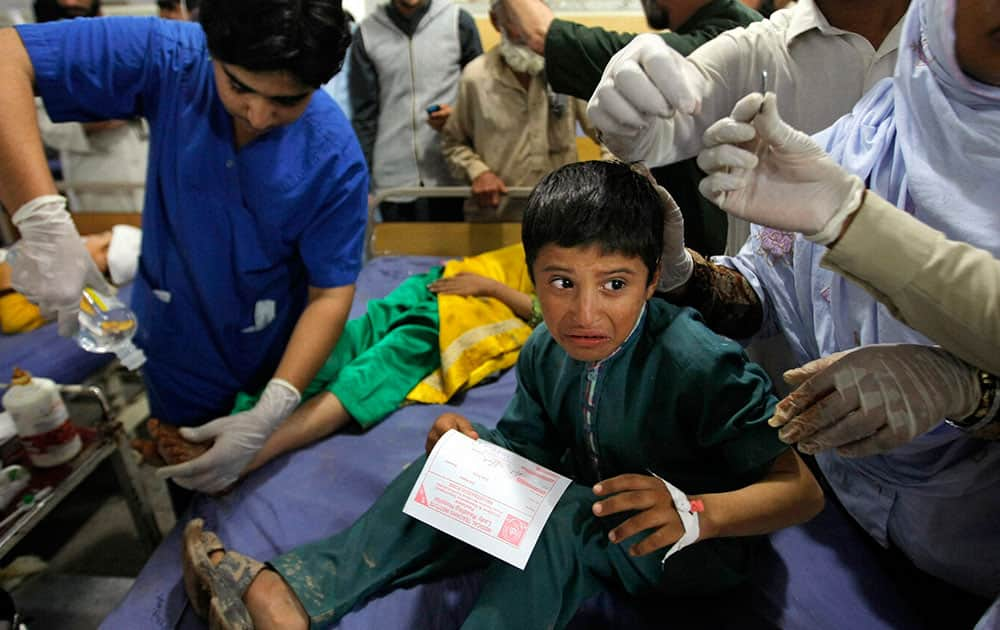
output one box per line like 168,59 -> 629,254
2,368 -> 82,467
76,286 -> 146,371
4,250 -> 146,370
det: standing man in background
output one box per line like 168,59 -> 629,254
502,0 -> 761,254
351,0 -> 482,221
440,0 -> 607,222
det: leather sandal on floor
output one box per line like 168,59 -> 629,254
183,519 -> 265,630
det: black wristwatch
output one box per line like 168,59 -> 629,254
946,369 -> 1000,436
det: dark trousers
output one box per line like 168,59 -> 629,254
271,444 -> 752,629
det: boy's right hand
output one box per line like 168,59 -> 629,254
425,412 -> 479,454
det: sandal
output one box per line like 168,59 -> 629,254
182,519 -> 264,630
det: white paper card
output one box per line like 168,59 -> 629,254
403,430 -> 571,570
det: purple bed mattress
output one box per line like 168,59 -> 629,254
102,257 -> 922,629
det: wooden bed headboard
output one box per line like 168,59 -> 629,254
71,212 -> 143,235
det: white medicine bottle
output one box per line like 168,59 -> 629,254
2,368 -> 82,467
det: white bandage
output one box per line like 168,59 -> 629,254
649,471 -> 700,566
107,224 -> 142,285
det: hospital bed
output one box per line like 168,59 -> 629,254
104,190 -> 923,629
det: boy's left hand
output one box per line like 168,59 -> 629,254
425,412 -> 479,454
592,474 -> 683,557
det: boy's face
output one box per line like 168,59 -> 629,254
212,61 -> 315,143
533,243 -> 657,363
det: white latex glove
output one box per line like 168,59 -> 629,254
9,195 -> 112,336
157,378 -> 301,493
653,184 -> 692,292
769,344 -> 980,458
697,93 -> 865,245
587,33 -> 705,162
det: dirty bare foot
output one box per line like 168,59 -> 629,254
132,418 -> 212,467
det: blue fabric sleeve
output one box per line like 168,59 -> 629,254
17,17 -> 185,123
297,128 -> 369,288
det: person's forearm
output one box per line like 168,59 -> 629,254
502,0 -> 554,54
244,392 -> 353,473
695,450 -> 823,541
659,249 -> 763,339
0,28 -> 58,213
272,285 -> 355,393
823,193 -> 1000,375
440,131 -> 489,182
490,285 -> 533,321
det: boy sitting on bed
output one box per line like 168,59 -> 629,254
181,160 -> 824,630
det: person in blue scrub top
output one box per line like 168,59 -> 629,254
0,0 -> 368,494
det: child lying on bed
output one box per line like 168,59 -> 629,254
0,225 -> 141,334
180,160 -> 824,629
137,242 -> 541,493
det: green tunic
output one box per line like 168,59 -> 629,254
271,300 -> 786,629
544,0 -> 762,255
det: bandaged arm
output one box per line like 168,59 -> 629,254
822,193 -> 1000,375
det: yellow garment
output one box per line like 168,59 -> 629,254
0,292 -> 46,335
407,243 -> 535,404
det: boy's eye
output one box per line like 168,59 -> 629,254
549,277 -> 573,289
230,80 -> 250,94
603,278 -> 626,291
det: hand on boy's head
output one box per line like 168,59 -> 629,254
425,412 -> 479,454
427,272 -> 500,298
592,474 -> 683,557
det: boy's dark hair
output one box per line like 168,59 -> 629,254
522,161 -> 664,285
199,0 -> 351,88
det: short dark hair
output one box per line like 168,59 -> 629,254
522,161 -> 664,285
199,0 -> 351,88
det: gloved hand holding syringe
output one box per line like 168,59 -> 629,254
694,73 -> 866,245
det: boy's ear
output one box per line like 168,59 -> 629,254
646,264 -> 661,299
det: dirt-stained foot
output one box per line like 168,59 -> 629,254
131,418 -> 212,467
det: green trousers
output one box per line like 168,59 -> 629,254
271,441 -> 751,629
233,268 -> 443,428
